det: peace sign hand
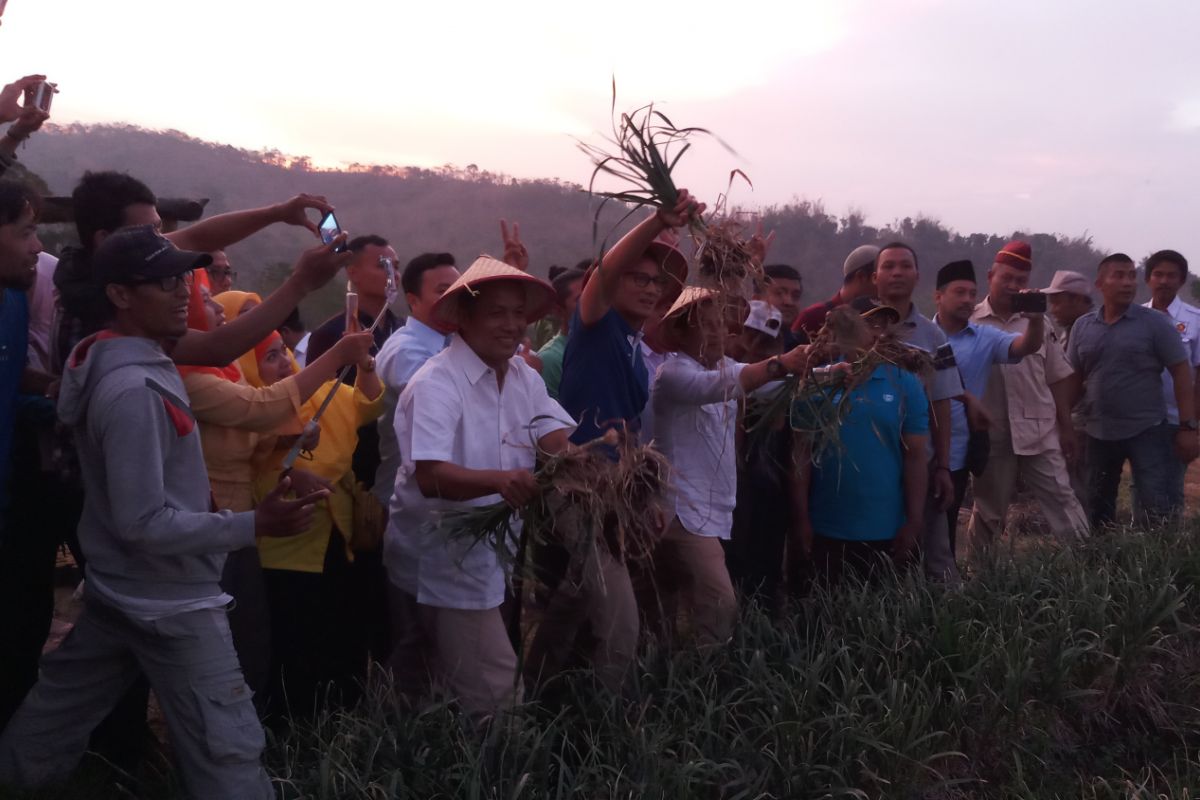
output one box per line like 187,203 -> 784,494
500,219 -> 529,271
747,221 -> 776,268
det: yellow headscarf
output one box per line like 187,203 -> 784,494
213,290 -> 263,322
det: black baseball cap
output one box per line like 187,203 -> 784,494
93,224 -> 212,286
849,296 -> 901,325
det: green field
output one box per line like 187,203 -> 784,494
10,524 -> 1200,799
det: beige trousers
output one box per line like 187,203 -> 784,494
638,519 -> 738,646
524,545 -> 639,693
968,437 -> 1088,554
387,585 -> 520,717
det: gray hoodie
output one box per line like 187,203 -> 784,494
58,333 -> 255,607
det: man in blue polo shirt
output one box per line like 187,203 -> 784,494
932,260 -> 1044,553
794,298 -> 930,585
527,191 -> 701,692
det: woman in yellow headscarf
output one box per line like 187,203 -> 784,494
180,282 -> 372,696
245,323 -> 384,720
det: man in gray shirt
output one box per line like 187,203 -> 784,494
1066,253 -> 1198,527
876,242 -> 964,582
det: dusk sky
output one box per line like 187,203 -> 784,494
4,0 -> 1198,268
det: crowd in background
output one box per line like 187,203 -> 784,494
0,72 -> 1195,799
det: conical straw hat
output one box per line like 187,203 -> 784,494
432,255 -> 556,330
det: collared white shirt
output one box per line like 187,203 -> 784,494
639,342 -> 675,445
1143,295 -> 1200,424
373,317 -> 451,504
652,354 -> 746,539
384,335 -> 574,610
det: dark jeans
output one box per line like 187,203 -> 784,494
261,531 -> 366,722
946,469 -> 972,556
811,535 -> 904,587
1087,422 -> 1182,529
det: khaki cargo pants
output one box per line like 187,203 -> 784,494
0,596 -> 272,800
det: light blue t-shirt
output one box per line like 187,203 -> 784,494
801,365 -> 929,542
942,320 -> 1019,471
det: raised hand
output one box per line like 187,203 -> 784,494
291,235 -> 355,293
274,194 -> 335,237
6,105 -> 49,142
500,219 -> 529,271
332,331 -> 375,368
747,221 -> 777,267
0,75 -> 46,124
656,188 -> 705,229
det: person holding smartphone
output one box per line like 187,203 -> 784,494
967,240 -> 1088,553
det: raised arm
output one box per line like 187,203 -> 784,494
171,237 -> 353,366
577,190 -> 703,327
166,193 -> 333,253
1169,360 -> 1199,463
894,432 -> 930,560
1009,312 -> 1045,359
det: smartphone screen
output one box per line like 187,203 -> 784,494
1011,292 -> 1047,314
319,211 -> 345,252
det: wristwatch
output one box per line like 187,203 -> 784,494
1181,419 -> 1198,432
766,357 -> 786,379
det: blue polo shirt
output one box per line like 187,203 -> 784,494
800,364 -> 929,541
0,289 -> 29,517
560,307 -> 648,446
942,319 -> 1019,471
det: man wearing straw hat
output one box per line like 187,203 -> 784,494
646,287 -> 808,643
1043,269 -> 1095,512
528,193 -> 700,691
384,257 -> 572,716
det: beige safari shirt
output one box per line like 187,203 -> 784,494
972,297 -> 1074,456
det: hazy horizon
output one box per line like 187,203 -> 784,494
3,0 -> 1197,267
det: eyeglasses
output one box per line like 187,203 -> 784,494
125,270 -> 194,292
208,269 -> 237,280
624,272 -> 671,289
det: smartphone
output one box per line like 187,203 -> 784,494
345,292 -> 359,331
1011,292 -> 1047,314
318,211 -> 346,253
23,81 -> 57,113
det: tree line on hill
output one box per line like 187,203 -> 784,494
18,123 -> 1115,325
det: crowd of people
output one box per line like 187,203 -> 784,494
0,75 -> 1195,799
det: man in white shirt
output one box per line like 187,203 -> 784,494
649,288 -> 806,644
385,257 -> 572,716
1142,249 -> 1200,512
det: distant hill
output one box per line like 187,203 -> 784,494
19,123 -> 1108,323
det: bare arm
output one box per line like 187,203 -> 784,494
1049,376 -> 1077,435
931,399 -> 952,469
292,333 -> 374,401
1170,360 -> 1200,463
1170,360 -> 1196,423
1193,365 -> 1200,427
166,193 -> 332,253
901,433 -> 929,527
577,191 -> 702,327
171,238 -> 352,366
738,345 -> 809,394
1009,314 -> 1045,359
789,435 -> 813,558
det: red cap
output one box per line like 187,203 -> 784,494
995,240 -> 1032,272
